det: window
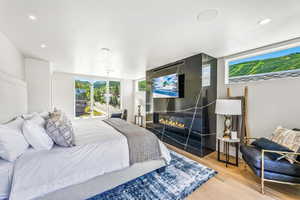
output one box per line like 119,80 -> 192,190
226,45 -> 300,84
75,79 -> 121,118
138,80 -> 146,91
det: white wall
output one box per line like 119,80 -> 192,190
52,72 -> 135,121
52,72 -> 75,117
122,79 -> 135,122
25,58 -> 52,113
217,40 -> 300,140
0,31 -> 27,122
0,31 -> 24,80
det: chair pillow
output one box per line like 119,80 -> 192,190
46,112 -> 75,147
251,138 -> 292,160
22,120 -> 53,151
0,125 -> 29,162
270,126 -> 300,164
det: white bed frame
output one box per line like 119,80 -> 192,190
38,159 -> 166,200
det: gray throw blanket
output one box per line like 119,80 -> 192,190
103,118 -> 161,165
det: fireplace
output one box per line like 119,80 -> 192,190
149,111 -> 215,157
146,53 -> 217,157
159,118 -> 185,129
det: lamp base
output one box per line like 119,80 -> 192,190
223,115 -> 232,138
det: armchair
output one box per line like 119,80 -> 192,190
241,137 -> 300,194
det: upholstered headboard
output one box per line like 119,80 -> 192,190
0,70 -> 27,123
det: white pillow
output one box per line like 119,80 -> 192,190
22,112 -> 37,120
0,126 -> 29,162
30,114 -> 46,127
5,117 -> 24,130
22,120 -> 53,151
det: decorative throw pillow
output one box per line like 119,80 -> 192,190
22,120 -> 53,151
46,112 -> 75,147
0,125 -> 29,162
270,126 -> 300,164
251,137 -> 293,160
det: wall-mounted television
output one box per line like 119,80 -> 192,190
152,73 -> 183,98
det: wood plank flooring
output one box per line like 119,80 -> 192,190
166,144 -> 300,200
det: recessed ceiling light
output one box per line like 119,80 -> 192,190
40,44 -> 47,48
28,14 -> 37,21
197,9 -> 219,22
258,18 -> 271,25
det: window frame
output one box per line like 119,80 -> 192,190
74,76 -> 122,119
225,42 -> 300,85
136,78 -> 146,92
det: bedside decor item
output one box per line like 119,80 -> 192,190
134,101 -> 144,127
217,137 -> 240,167
215,99 -> 242,138
231,131 -> 238,139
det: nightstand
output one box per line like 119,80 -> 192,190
217,137 -> 240,167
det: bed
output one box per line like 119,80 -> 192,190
1,118 -> 170,200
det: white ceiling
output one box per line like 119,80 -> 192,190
0,0 -> 299,79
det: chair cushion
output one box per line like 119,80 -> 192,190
240,145 -> 300,177
111,113 -> 122,118
251,138 -> 292,160
243,153 -> 300,183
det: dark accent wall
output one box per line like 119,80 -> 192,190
146,53 -> 217,157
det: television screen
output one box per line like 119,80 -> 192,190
152,73 -> 179,98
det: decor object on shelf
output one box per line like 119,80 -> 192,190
87,151 -> 217,200
231,131 -> 237,139
137,105 -> 141,116
217,137 -> 240,167
241,135 -> 300,194
135,100 -> 144,126
134,114 -> 143,127
215,99 -> 242,138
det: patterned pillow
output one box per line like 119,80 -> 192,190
270,126 -> 300,164
46,112 -> 75,147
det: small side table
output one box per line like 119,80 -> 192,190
217,137 -> 240,167
134,115 -> 144,127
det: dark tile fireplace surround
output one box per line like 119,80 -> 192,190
146,53 -> 217,157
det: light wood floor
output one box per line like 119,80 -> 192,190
166,144 -> 300,200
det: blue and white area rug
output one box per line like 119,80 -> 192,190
87,151 -> 217,200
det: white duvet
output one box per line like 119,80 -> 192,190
9,119 -> 170,200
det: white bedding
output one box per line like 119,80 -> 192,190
0,159 -> 13,200
9,119 -> 170,200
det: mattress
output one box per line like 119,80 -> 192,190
0,159 -> 13,200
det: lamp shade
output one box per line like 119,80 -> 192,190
215,99 -> 242,115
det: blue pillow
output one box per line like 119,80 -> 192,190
251,138 -> 292,160
110,113 -> 122,118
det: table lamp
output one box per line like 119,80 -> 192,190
215,99 -> 242,138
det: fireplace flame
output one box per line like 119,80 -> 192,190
159,119 -> 185,128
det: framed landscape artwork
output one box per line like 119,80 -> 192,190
226,45 -> 300,83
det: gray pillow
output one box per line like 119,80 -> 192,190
46,112 -> 75,147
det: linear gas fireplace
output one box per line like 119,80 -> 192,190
146,53 -> 217,157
